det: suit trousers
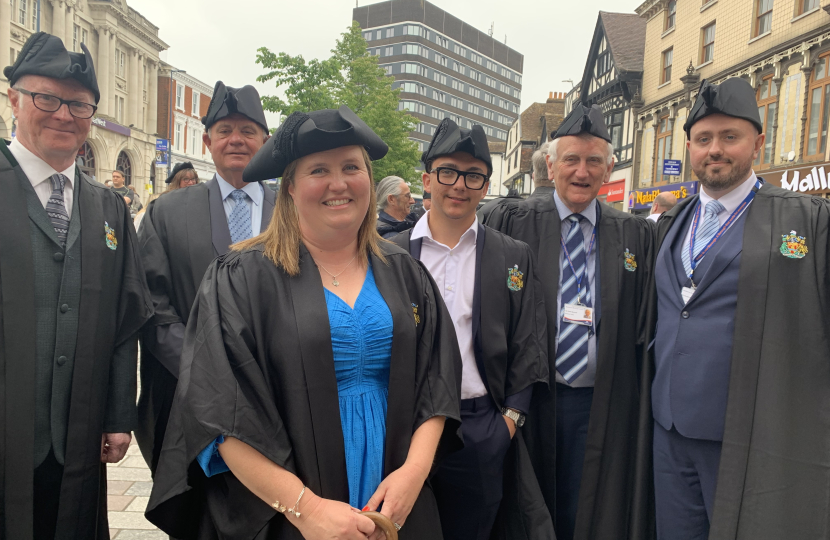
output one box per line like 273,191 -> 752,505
34,448 -> 63,540
433,396 -> 513,540
555,384 -> 593,540
653,421 -> 722,540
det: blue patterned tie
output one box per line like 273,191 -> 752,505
682,200 -> 725,277
46,174 -> 70,247
228,189 -> 252,243
556,214 -> 592,384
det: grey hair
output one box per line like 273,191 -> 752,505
548,135 -> 614,165
532,142 -> 550,181
376,176 -> 406,211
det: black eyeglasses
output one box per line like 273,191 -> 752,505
16,88 -> 97,119
431,167 -> 489,190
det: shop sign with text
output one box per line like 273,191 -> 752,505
628,181 -> 698,210
773,162 -> 830,194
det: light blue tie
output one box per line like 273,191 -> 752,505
682,199 -> 725,277
228,189 -> 252,243
556,214 -> 592,384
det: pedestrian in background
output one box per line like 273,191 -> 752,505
376,175 -> 415,237
165,161 -> 199,191
0,31 -> 152,539
391,118 -> 552,540
528,141 -> 554,200
488,104 -> 655,540
649,77 -> 830,540
647,192 -> 677,222
145,106 -> 463,540
135,81 -> 276,474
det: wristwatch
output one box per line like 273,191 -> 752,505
501,407 -> 526,428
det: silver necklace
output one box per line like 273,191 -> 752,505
316,254 -> 358,287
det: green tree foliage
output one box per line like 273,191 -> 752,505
256,22 -> 422,186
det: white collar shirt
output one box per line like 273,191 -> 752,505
411,212 -> 488,400
9,138 -> 76,218
216,173 -> 264,237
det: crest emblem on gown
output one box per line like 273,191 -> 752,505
105,221 -> 117,250
780,230 -> 808,259
507,264 -> 524,291
624,249 -> 637,272
412,303 -> 420,325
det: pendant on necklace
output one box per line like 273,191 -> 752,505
332,278 -> 339,287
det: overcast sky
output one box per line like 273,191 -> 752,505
130,0 -> 644,128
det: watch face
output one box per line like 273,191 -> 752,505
517,415 -> 525,428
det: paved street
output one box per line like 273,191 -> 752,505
107,436 -> 164,539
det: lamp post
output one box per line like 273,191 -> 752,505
167,69 -> 186,178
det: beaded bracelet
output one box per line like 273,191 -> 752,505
272,486 -> 306,518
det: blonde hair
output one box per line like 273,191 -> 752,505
233,147 -> 386,276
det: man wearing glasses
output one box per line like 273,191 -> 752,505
487,105 -> 654,540
0,32 -> 152,539
390,118 -> 552,540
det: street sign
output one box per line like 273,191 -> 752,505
155,138 -> 169,152
662,159 -> 682,176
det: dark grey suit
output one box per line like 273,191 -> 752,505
136,176 -> 275,472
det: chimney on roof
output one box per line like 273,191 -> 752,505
547,92 -> 566,103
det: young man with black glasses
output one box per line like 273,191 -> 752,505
391,118 -> 553,540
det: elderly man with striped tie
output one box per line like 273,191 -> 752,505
486,104 -> 655,540
135,81 -> 275,475
0,32 -> 152,539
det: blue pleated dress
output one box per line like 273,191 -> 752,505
196,264 -> 393,510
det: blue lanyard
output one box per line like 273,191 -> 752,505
560,225 -> 596,305
688,179 -> 762,279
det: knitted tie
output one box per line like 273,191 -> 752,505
228,189 -> 252,243
46,174 -> 70,247
556,214 -> 592,384
682,200 -> 726,277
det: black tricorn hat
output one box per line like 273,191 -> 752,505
243,105 -> 388,182
421,118 -> 492,175
165,161 -> 195,184
422,191 -> 431,199
683,78 -> 763,137
5,32 -> 100,103
202,81 -> 268,134
552,104 -> 611,143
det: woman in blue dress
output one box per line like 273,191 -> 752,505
146,106 -> 463,540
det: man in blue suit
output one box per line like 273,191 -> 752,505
651,78 -> 830,540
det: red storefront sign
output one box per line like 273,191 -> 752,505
598,180 -> 625,202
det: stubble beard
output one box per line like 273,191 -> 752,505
695,156 -> 753,193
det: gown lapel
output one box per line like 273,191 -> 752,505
186,183 -> 216,288
207,177 -> 233,257
659,197 -> 699,308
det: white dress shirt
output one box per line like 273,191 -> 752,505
216,173 -> 264,237
9,138 -> 76,218
681,170 -> 758,260
553,192 -> 599,388
647,213 -> 661,222
411,211 -> 489,400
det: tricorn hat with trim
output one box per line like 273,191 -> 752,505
4,32 -> 100,103
421,118 -> 492,175
243,105 -> 388,182
683,78 -> 763,137
552,104 -> 611,143
202,81 -> 268,134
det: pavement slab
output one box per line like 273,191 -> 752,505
106,436 -> 162,537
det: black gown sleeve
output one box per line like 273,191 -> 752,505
138,199 -> 184,327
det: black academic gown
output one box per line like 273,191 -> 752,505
648,182 -> 830,540
487,195 -> 655,540
136,176 -> 275,473
145,241 -> 463,540
391,224 -> 554,540
0,144 -> 153,539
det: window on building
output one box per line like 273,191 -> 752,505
385,28 -> 393,38
665,1 -> 676,31
661,48 -> 673,84
73,24 -> 79,51
385,46 -> 393,56
115,48 -> 125,77
450,96 -> 461,108
755,0 -> 773,36
192,91 -> 199,115
363,31 -> 372,41
376,30 -> 381,40
797,0 -> 819,14
469,104 -> 480,116
596,51 -> 611,76
607,111 -> 624,151
9,48 -> 15,64
654,115 -> 674,184
176,84 -> 184,109
399,101 -> 425,115
805,53 -> 830,159
82,28 -> 88,46
115,96 -> 125,123
189,126 -> 198,155
18,0 -> 26,25
30,0 -> 37,29
755,76 -> 778,168
700,22 -> 716,64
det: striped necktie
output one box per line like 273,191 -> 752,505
556,214 -> 592,384
228,189 -> 252,243
46,174 -> 70,247
682,199 -> 725,277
